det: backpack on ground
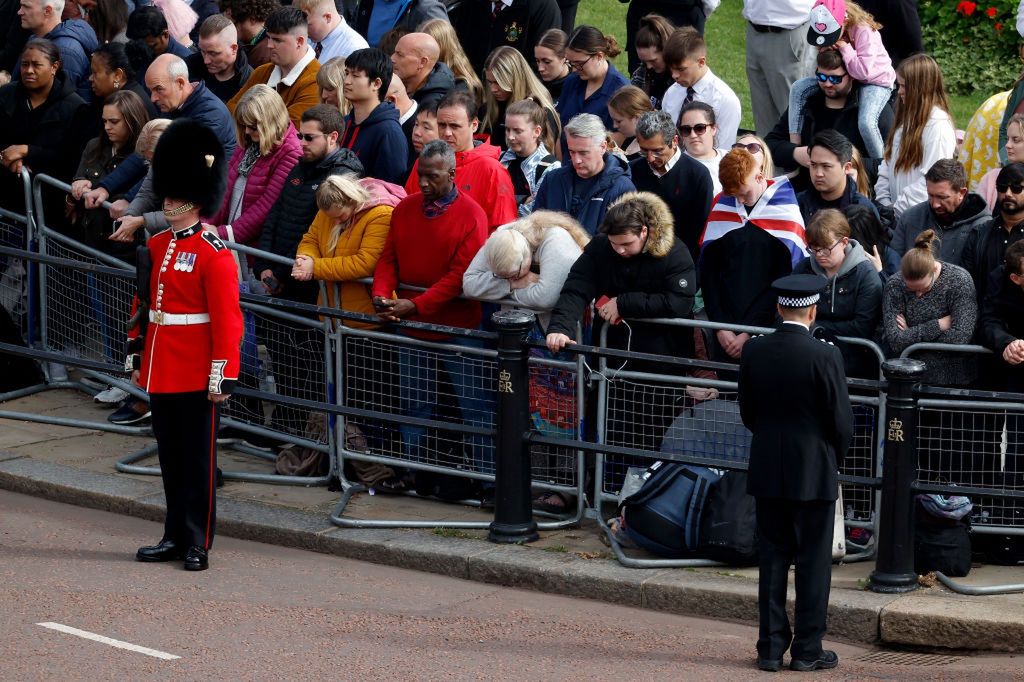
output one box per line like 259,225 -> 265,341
698,469 -> 758,565
619,461 -> 720,558
913,494 -> 972,577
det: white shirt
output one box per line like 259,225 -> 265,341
316,17 -> 368,64
742,0 -> 814,29
266,45 -> 316,89
398,98 -> 418,125
662,68 -> 742,148
652,147 -> 682,178
684,147 -> 726,195
874,107 -> 957,217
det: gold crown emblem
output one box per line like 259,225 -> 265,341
888,417 -> 903,431
499,369 -> 510,382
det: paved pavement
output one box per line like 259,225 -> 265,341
2,385 -> 1024,655
6,491 -> 1024,680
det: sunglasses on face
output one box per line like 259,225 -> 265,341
678,123 -> 710,136
815,71 -> 847,85
997,183 -> 1024,195
732,142 -> 763,154
296,132 -> 327,142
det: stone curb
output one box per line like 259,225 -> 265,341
2,455 -> 1023,652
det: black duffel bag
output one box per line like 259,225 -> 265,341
914,498 -> 972,577
699,470 -> 758,566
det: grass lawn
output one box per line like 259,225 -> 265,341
577,0 -> 990,130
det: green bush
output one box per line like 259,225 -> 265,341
919,0 -> 1021,95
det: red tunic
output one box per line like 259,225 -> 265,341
405,142 -> 518,233
128,224 -> 244,394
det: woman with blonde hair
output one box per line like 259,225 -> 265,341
294,174 -> 405,325
316,57 -> 352,116
482,46 -> 560,151
607,85 -> 654,160
874,54 -> 956,217
206,84 -> 302,247
499,98 -> 561,216
418,18 -> 484,108
732,132 -> 775,179
464,209 -> 589,330
295,173 -> 406,487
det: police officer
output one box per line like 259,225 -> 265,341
129,119 -> 243,572
738,273 -> 854,672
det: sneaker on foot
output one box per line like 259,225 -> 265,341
94,386 -> 129,405
108,399 -> 151,425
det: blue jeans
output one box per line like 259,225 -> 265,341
399,334 -> 496,475
787,77 -> 891,159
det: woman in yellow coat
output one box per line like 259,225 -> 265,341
292,173 -> 406,487
293,175 -> 406,328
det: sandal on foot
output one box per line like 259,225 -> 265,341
533,491 -> 572,513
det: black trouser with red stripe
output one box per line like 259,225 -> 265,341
150,391 -> 220,550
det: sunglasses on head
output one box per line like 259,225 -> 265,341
678,123 -> 710,136
998,183 -> 1024,194
815,71 -> 847,85
732,142 -> 763,154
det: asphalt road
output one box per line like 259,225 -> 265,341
0,490 -> 1020,680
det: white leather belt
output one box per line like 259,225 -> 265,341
149,310 -> 211,325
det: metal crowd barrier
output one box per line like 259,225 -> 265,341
329,302 -> 586,531
592,318 -> 885,568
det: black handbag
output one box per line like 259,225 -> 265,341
698,470 -> 759,566
914,507 -> 971,577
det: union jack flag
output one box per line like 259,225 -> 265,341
699,177 -> 808,267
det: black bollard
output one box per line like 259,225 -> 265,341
488,309 -> 539,544
868,358 -> 926,593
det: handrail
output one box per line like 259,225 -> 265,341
900,342 -> 992,359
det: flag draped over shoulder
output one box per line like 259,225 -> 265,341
699,177 -> 808,267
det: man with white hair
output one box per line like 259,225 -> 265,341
15,0 -> 98,100
296,0 -> 367,63
186,14 -> 254,103
228,5 -> 321,127
533,113 -> 636,235
390,32 -> 455,110
145,53 -> 237,157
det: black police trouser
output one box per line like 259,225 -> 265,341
755,497 -> 834,662
151,391 -> 220,550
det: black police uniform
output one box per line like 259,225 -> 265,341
738,274 -> 854,669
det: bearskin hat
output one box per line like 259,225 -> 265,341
151,118 -> 227,211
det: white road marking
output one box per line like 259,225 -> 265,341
35,622 -> 181,660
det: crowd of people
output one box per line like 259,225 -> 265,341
2,0 -> 1024,488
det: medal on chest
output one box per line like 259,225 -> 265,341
174,251 -> 197,272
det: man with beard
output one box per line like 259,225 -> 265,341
765,49 -> 895,192
892,159 -> 989,268
964,162 -> 1024,302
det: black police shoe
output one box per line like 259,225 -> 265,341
757,657 -> 783,672
136,538 -> 183,562
183,546 -> 209,571
790,650 -> 839,672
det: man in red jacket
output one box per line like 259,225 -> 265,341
373,140 -> 495,494
128,119 -> 243,572
404,89 -> 518,233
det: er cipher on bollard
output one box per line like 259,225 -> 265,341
488,309 -> 540,544
868,358 -> 926,593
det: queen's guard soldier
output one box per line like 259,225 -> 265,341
128,118 -> 243,571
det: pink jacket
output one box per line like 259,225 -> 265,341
838,23 -> 895,88
210,121 -> 302,246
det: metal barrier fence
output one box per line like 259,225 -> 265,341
591,318 -> 884,567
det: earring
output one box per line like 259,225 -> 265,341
113,80 -> 120,88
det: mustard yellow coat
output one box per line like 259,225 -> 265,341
296,204 -> 392,328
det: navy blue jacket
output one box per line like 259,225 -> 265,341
15,21 -> 99,103
171,81 -> 237,157
533,152 -> 635,235
338,101 -> 409,185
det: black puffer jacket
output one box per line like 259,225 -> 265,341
0,71 -> 89,216
254,147 -> 364,300
547,191 -> 697,367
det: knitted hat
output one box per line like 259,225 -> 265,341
807,0 -> 846,47
152,118 -> 228,211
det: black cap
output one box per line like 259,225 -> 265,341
772,274 -> 827,308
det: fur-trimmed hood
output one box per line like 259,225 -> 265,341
607,191 -> 676,259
